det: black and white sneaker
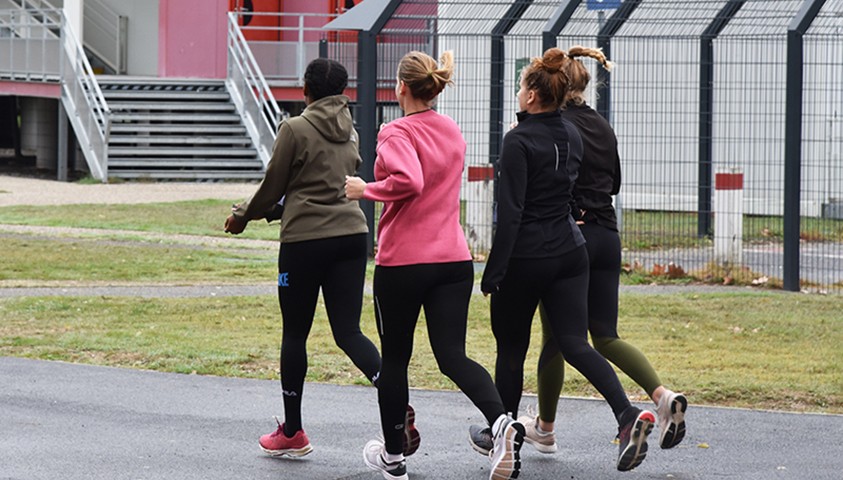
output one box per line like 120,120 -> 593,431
616,407 -> 655,471
489,415 -> 525,480
363,439 -> 408,480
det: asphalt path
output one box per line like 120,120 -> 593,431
2,357 -> 842,480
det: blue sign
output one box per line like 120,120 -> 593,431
587,0 -> 621,10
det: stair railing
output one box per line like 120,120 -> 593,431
59,9 -> 111,181
0,5 -> 61,82
83,0 -> 127,74
226,11 -> 282,166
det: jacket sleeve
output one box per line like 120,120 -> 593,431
362,128 -> 424,203
481,134 -> 527,293
233,122 -> 296,220
610,148 -> 621,196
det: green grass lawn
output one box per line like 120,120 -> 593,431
1,200 -> 841,414
1,291 -> 839,414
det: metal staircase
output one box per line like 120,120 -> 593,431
101,77 -> 265,180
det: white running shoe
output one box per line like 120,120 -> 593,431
363,439 -> 408,480
489,415 -> 525,480
657,390 -> 687,449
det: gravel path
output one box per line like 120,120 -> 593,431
0,174 -> 258,206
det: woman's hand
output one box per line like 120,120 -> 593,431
224,214 -> 247,234
345,175 -> 367,200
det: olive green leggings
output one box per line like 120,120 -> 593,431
535,304 -> 662,423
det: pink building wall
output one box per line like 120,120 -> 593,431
158,0 -> 229,79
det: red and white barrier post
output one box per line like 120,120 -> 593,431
464,165 -> 495,256
714,170 -> 744,265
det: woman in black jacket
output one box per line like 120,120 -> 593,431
521,46 -> 688,455
481,47 -> 655,472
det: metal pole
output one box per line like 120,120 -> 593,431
783,0 -> 827,291
357,31 -> 377,255
57,100 -> 68,182
541,0 -> 581,53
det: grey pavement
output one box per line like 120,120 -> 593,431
2,356 -> 842,480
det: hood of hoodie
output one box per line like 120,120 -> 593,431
301,95 -> 356,144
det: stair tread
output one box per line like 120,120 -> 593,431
109,124 -> 247,133
111,113 -> 242,121
110,136 -> 253,144
109,102 -> 237,111
109,159 -> 261,164
103,91 -> 231,100
108,171 -> 266,180
109,147 -> 257,155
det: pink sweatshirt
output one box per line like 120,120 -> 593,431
363,110 -> 472,266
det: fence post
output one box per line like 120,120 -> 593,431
784,0 -> 827,291
488,0 -> 533,249
357,30 -> 377,256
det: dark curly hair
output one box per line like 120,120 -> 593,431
304,58 -> 349,101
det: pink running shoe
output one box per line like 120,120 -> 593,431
259,417 -> 313,458
403,404 -> 421,456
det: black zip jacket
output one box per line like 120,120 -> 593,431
482,109 -> 586,294
561,102 -> 621,231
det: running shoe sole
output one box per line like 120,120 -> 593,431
260,444 -> 313,458
403,404 -> 421,456
490,421 -> 525,480
659,393 -> 687,449
617,411 -> 654,471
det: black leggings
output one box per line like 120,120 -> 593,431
374,261 -> 505,454
491,245 -> 631,420
277,233 -> 381,434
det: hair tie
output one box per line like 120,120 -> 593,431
426,70 -> 434,78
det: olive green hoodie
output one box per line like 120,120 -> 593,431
233,95 -> 368,243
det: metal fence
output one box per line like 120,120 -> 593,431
316,0 -> 843,293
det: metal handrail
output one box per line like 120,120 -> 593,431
83,0 -> 127,73
0,7 -> 61,82
226,11 -> 282,166
58,9 -> 112,181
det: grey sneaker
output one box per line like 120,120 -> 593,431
363,439 -> 408,480
468,424 -> 493,456
657,390 -> 687,449
516,414 -> 557,454
616,407 -> 655,471
489,415 -> 525,480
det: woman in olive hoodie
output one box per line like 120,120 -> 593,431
224,58 -> 395,458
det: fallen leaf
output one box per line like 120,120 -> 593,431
667,262 -> 686,278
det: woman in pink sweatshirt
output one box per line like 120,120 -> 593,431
346,51 -> 523,480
